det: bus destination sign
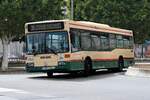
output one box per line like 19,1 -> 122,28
28,22 -> 64,32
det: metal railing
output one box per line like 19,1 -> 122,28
134,44 -> 150,58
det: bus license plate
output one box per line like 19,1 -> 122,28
42,67 -> 55,70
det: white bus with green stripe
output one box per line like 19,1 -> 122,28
25,20 -> 134,77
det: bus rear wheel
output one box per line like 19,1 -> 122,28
47,72 -> 53,77
117,56 -> 124,71
84,58 -> 92,76
108,56 -> 124,72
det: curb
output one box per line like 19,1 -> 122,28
0,67 -> 26,74
126,67 -> 150,77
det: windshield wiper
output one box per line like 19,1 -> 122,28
48,48 -> 58,55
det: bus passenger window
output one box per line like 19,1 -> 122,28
109,34 -> 116,49
123,36 -> 130,48
81,32 -> 92,50
70,31 -> 81,52
100,34 -> 109,50
129,37 -> 134,48
116,35 -> 123,48
91,34 -> 100,50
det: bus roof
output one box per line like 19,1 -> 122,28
25,20 -> 68,25
25,20 -> 133,36
69,20 -> 133,36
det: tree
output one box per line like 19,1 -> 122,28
19,0 -> 64,22
73,0 -> 150,43
0,0 -> 21,71
0,0 -> 64,71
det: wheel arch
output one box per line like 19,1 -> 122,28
118,55 -> 124,60
84,56 -> 92,62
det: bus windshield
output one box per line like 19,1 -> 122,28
26,31 -> 69,54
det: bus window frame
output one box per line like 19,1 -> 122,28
26,31 -> 70,55
69,28 -> 133,52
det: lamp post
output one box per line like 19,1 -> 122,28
5,18 -> 8,22
63,0 -> 74,20
71,0 -> 74,20
4,18 -> 8,31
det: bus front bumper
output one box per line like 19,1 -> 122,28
25,62 -> 78,73
26,66 -> 73,73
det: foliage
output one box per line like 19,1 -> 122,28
0,0 -> 64,40
73,0 -> 150,43
0,0 -> 21,40
19,0 -> 64,22
0,0 -> 64,70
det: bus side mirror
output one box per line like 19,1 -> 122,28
19,35 -> 25,43
32,46 -> 37,56
23,43 -> 26,53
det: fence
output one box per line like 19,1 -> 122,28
0,41 -> 24,58
134,44 -> 150,58
0,40 -> 150,62
0,40 -> 25,64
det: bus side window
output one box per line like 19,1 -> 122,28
123,36 -> 130,48
116,35 -> 123,48
81,32 -> 92,50
70,30 -> 81,52
129,37 -> 134,48
100,34 -> 109,50
91,33 -> 100,50
109,34 -> 116,49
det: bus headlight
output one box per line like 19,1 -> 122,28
58,61 -> 65,66
26,63 -> 34,67
58,54 -> 65,66
58,54 -> 64,61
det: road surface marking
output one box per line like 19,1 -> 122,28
0,87 -> 59,99
0,87 -> 29,94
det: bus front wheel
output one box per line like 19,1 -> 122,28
84,58 -> 92,76
47,72 -> 53,77
117,56 -> 124,71
108,56 -> 124,72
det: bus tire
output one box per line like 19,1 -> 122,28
117,56 -> 124,71
84,58 -> 92,76
47,72 -> 53,77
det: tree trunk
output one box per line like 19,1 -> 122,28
1,39 -> 9,71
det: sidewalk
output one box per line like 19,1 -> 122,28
126,59 -> 150,77
0,67 -> 26,74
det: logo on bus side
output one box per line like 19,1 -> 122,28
40,56 -> 51,59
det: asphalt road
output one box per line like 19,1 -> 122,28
0,70 -> 150,100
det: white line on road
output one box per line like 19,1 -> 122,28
0,87 -> 59,99
0,87 -> 29,94
0,96 -> 17,100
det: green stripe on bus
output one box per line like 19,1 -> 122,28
26,59 -> 134,72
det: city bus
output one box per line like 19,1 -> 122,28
25,20 -> 134,77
